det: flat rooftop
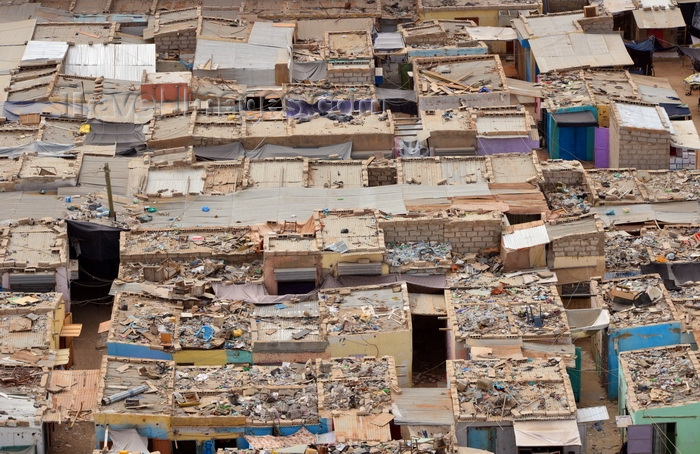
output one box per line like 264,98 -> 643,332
109,293 -> 178,351
644,226 -> 700,262
449,358 -> 576,421
0,220 -> 68,271
202,161 -> 247,195
605,231 -> 652,271
397,156 -> 491,185
326,31 -> 372,60
319,211 -> 385,253
317,356 -> 397,414
118,258 -> 263,284
247,158 -> 306,189
178,301 -> 252,351
596,275 -> 681,329
490,152 -> 540,184
421,0 -> 539,8
320,283 -> 410,335
386,240 -> 452,269
97,356 -> 173,416
121,226 -> 255,262
448,285 -> 569,340
0,292 -> 62,313
174,363 -> 315,391
0,365 -> 48,425
307,161 -> 367,189
33,22 -> 114,44
252,301 -> 325,347
264,234 -> 320,254
619,345 -> 700,412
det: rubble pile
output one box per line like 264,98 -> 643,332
386,241 -> 452,267
668,285 -> 700,299
543,183 -> 591,217
644,227 -> 700,262
598,277 -> 679,328
452,359 -> 573,420
119,259 -> 263,284
605,231 -> 652,270
175,363 -> 316,390
587,170 -> 642,203
445,255 -> 504,287
454,303 -> 515,338
511,301 -> 568,337
62,193 -> 130,228
136,229 -> 253,255
622,347 -> 700,407
321,380 -> 392,414
178,303 -> 252,350
637,170 -> 700,202
317,357 -> 392,381
539,71 -> 590,107
324,294 -> 407,334
114,300 -> 177,349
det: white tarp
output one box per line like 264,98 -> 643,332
109,428 -> 149,454
513,420 -> 582,447
21,40 -> 68,63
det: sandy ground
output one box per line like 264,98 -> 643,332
48,302 -> 112,454
655,55 -> 700,134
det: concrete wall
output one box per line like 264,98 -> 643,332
379,215 -> 502,253
0,426 -> 44,454
407,45 -> 489,58
262,254 -> 320,295
455,421 -> 584,453
429,129 -> 478,150
546,0 -> 588,13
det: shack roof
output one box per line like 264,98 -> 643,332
474,107 -> 534,137
120,226 -> 256,262
0,219 -> 68,272
97,356 -> 173,417
264,233 -> 320,254
325,30 -> 373,60
619,345 -> 700,412
448,357 -> 577,421
0,292 -> 63,313
318,210 -> 385,254
251,301 -> 326,349
248,157 -> 306,189
397,156 -> 491,185
612,102 -> 674,133
490,151 -> 541,184
529,33 -> 633,74
319,283 -> 411,335
595,274 -> 682,329
308,160 -> 368,189
0,365 -> 48,426
413,55 -> 508,97
174,363 -> 315,391
512,12 -> 583,40
244,0 -> 381,19
118,258 -> 263,285
33,22 -> 114,44
586,169 -> 645,204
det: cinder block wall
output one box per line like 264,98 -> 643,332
367,163 -> 397,186
576,16 -> 613,33
155,29 -> 197,55
327,65 -> 375,85
551,231 -> 605,258
541,166 -> 585,186
617,128 -> 671,170
379,214 -> 502,253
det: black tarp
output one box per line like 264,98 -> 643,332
193,142 -> 247,161
679,46 -> 700,71
67,220 -> 128,302
551,110 -> 598,127
626,36 -> 677,75
660,102 -> 691,120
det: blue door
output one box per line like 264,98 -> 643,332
468,427 -> 497,452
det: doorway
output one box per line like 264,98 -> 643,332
411,314 -> 447,386
277,280 -> 316,295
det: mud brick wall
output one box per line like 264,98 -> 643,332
379,214 -> 503,253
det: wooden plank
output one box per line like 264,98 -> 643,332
60,324 -> 83,337
421,70 -> 470,90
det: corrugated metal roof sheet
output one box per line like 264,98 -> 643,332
633,7 -> 685,29
374,32 -> 405,51
248,22 -> 294,49
21,41 -> 68,63
529,32 -> 633,73
44,369 -> 99,422
465,26 -> 517,41
671,120 -> 700,150
333,414 -> 391,442
503,223 -> 549,249
393,388 -> 454,425
64,44 -> 156,82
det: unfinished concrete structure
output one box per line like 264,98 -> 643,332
324,31 -> 374,86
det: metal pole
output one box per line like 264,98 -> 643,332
104,163 -> 116,221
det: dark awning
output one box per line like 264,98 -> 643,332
551,110 -> 598,127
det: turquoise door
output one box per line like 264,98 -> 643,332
468,427 -> 497,452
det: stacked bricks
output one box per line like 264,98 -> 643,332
379,212 -> 503,254
367,161 -> 397,186
398,21 -> 448,46
154,29 -> 197,55
540,160 -> 586,186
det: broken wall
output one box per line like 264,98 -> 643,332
367,160 -> 397,186
379,214 -> 503,254
326,64 -> 375,85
